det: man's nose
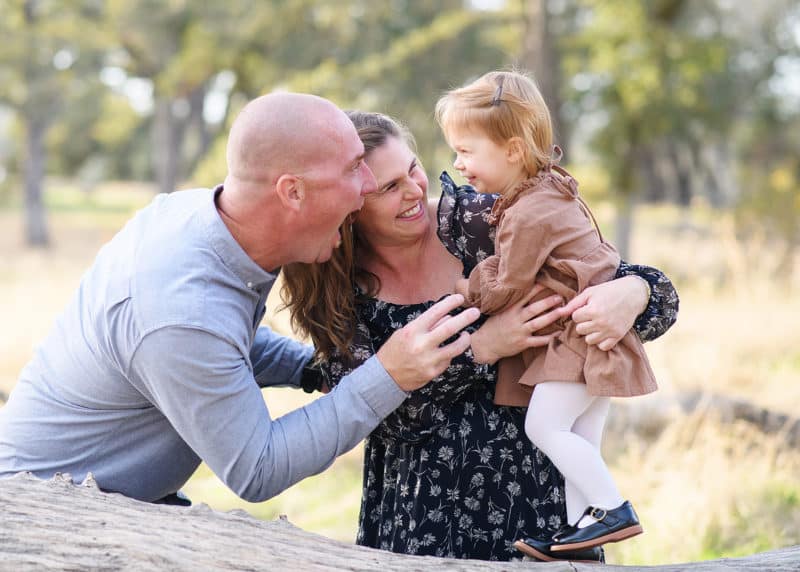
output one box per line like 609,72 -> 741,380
360,163 -> 378,196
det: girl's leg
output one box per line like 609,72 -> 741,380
564,396 -> 611,524
525,382 -> 623,526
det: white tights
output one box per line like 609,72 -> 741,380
524,381 -> 623,525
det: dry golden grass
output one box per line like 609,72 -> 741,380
1,185 -> 799,564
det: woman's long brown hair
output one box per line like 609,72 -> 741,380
280,111 -> 416,363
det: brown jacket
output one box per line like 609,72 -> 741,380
463,166 -> 657,406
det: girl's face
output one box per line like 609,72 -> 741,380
449,128 -> 525,195
354,136 -> 430,247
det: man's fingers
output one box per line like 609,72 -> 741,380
439,330 -> 472,360
430,307 -> 481,343
413,294 -> 468,330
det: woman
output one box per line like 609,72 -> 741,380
281,111 -> 678,561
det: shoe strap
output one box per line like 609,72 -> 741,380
585,505 -> 625,526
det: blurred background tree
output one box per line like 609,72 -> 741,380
0,0 -> 107,246
2,2 -> 800,564
0,0 -> 796,267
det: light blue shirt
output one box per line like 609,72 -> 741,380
0,187 -> 406,502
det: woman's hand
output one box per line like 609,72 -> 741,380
560,275 -> 649,351
471,285 -> 564,364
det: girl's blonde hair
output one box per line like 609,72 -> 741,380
435,69 -> 554,176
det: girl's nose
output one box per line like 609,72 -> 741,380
453,154 -> 464,170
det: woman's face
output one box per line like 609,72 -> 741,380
354,136 -> 430,247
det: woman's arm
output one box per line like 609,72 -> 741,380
562,262 -> 679,350
470,285 -> 565,364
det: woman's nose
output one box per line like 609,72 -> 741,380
404,177 -> 425,199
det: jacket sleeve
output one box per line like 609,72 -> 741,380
464,193 -> 583,314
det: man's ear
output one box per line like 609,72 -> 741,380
275,173 -> 305,211
506,137 -> 526,165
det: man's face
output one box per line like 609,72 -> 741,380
299,118 -> 377,263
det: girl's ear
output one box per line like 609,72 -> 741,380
275,174 -> 305,212
506,137 -> 526,165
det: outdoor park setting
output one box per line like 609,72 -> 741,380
1,1 -> 800,569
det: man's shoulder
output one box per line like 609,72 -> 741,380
125,188 -> 251,335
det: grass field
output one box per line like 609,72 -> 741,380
2,181 -> 799,565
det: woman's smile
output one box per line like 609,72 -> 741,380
397,201 -> 424,220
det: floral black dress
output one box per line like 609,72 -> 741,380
318,173 -> 679,561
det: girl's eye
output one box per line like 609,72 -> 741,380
379,182 -> 397,194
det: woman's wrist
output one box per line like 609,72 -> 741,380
622,275 -> 650,316
469,327 -> 499,365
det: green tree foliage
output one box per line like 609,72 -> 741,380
562,0 -> 736,256
0,0 -> 106,245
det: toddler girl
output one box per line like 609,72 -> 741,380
435,70 -> 657,561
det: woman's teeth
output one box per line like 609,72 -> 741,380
398,202 -> 421,219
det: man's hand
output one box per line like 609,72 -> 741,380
376,294 -> 480,392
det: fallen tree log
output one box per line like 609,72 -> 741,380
607,391 -> 800,448
1,472 -> 798,571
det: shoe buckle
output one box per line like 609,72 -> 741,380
589,507 -> 607,521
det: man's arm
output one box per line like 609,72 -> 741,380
249,326 -> 313,389
127,295 -> 478,502
128,326 -> 406,502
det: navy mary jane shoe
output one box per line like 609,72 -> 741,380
514,536 -> 605,563
550,500 -> 643,552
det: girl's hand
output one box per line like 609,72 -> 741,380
471,285 -> 564,364
560,276 -> 649,351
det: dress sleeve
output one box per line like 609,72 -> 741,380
436,171 -> 498,275
615,261 -> 680,341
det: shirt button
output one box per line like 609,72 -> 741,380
246,281 -> 254,289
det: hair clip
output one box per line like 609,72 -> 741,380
491,76 -> 505,106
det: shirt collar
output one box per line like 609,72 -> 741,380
200,185 -> 277,292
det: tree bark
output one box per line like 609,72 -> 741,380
23,113 -> 49,247
1,472 -> 798,571
152,97 -> 181,194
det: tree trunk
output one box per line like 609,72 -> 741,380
2,472 -> 799,571
521,0 -> 566,145
614,194 -> 633,260
23,113 -> 49,247
152,97 -> 181,194
187,84 -> 211,171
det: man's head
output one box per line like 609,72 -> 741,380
221,92 -> 377,268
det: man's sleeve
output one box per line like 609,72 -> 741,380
249,326 -> 314,389
127,326 -> 406,502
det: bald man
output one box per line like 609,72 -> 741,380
0,93 -> 479,503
